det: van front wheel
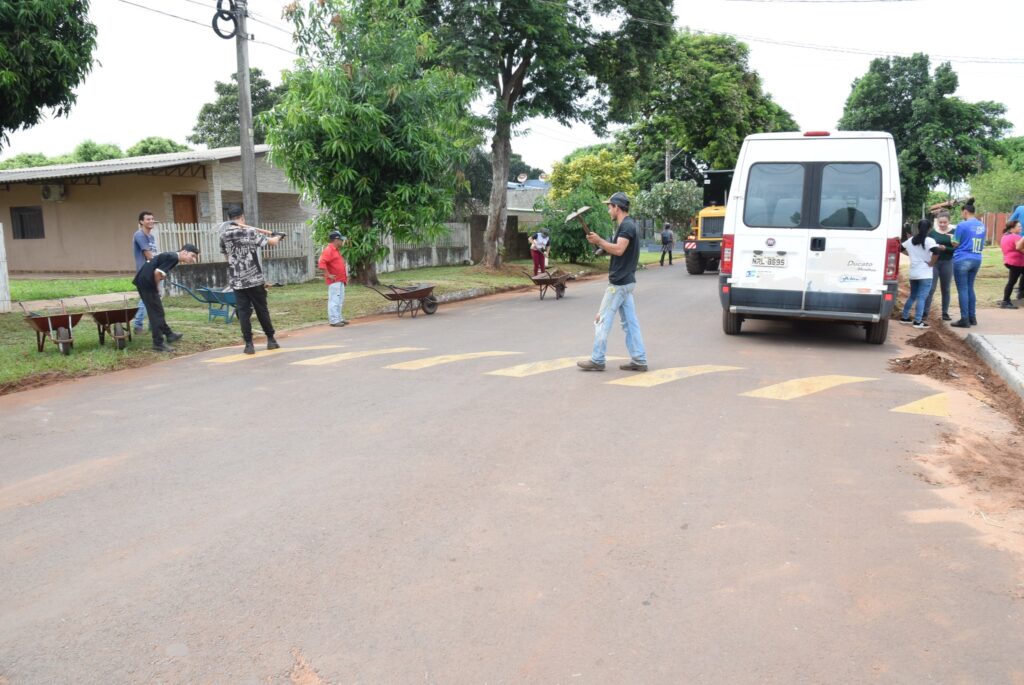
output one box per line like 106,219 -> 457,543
723,310 -> 742,335
865,319 -> 888,345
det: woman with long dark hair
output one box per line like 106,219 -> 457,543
950,198 -> 987,328
999,219 -> 1024,308
900,218 -> 939,328
924,209 -> 955,321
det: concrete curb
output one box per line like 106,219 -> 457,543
966,333 -> 1024,401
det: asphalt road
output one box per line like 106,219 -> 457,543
2,266 -> 1023,684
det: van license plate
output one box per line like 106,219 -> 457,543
751,254 -> 786,268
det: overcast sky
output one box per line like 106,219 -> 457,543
3,0 -> 1022,172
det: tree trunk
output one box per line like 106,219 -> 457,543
352,260 -> 380,286
483,118 -> 512,268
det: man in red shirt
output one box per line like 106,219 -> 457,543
318,231 -> 349,326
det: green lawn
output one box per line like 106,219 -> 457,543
10,277 -> 135,302
0,259 -> 604,394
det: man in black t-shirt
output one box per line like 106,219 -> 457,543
132,244 -> 200,352
578,192 -> 648,372
659,222 -> 674,266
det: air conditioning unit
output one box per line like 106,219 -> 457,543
40,184 -> 65,202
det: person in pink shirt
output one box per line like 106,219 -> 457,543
1000,219 -> 1024,308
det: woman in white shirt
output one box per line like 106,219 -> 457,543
900,218 -> 941,328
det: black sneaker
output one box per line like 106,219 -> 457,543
266,338 -> 280,350
577,359 -> 606,371
912,321 -> 929,329
941,313 -> 952,321
950,319 -> 971,328
166,332 -> 183,343
152,342 -> 175,352
619,361 -> 648,371
999,300 -> 1018,309
243,342 -> 255,355
898,317 -> 912,324
969,317 -> 978,325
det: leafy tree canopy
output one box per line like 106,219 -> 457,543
562,143 -> 615,164
0,0 -> 97,149
72,140 -> 123,162
0,152 -> 51,170
969,158 -> 1024,214
838,54 -> 1010,220
188,68 -> 285,148
421,0 -> 674,266
126,137 -> 190,156
633,180 -> 703,228
622,30 -> 796,186
548,149 -> 638,202
263,0 -> 476,285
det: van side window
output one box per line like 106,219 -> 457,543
818,163 -> 881,229
744,163 -> 804,228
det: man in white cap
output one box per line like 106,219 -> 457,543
318,231 -> 349,326
578,191 -> 648,372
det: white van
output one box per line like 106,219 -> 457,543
718,131 -> 902,344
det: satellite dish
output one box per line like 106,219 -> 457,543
539,172 -> 549,181
516,173 -> 528,183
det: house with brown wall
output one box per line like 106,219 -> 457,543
0,146 -> 313,274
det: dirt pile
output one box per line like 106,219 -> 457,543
908,329 -> 951,354
889,351 -> 965,381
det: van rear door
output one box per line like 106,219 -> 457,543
803,138 -> 893,310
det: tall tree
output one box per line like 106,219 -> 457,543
126,137 -> 190,156
633,180 -> 703,228
0,0 -> 97,149
622,31 -> 796,187
422,0 -> 674,267
264,0 -> 476,285
188,68 -> 285,148
71,140 -> 123,162
839,54 -> 1009,219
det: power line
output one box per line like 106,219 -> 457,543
114,0 -> 209,29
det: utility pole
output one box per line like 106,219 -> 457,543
212,0 -> 259,225
664,139 -> 671,182
234,0 -> 259,226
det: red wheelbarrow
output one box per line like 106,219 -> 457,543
85,297 -> 139,350
368,284 -> 438,318
20,302 -> 85,355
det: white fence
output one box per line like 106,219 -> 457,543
154,221 -> 472,283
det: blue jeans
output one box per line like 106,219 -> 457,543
953,259 -> 981,321
133,298 -> 147,330
924,259 -> 953,318
901,278 -> 932,323
328,281 -> 345,324
591,282 -> 646,365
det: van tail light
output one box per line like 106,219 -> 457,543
884,237 -> 900,280
803,131 -> 831,137
721,234 -> 735,275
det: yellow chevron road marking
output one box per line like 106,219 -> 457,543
891,393 -> 949,417
486,356 -> 627,378
386,351 -> 521,371
741,375 -> 876,400
204,344 -> 346,364
292,347 -> 426,366
607,365 -> 744,388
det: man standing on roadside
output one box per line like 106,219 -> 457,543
132,245 -> 200,352
659,222 -> 674,267
219,207 -> 285,354
318,231 -> 349,327
131,211 -> 159,333
577,192 -> 648,373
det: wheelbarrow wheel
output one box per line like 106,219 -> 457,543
421,295 -> 438,315
555,283 -> 566,299
57,327 -> 72,355
114,323 -> 128,350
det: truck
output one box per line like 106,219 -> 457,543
683,169 -> 734,275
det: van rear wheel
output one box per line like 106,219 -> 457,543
685,252 -> 705,275
723,310 -> 742,335
865,319 -> 888,345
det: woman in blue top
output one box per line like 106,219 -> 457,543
950,198 -> 987,328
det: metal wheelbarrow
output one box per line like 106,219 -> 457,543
368,283 -> 438,318
171,282 -> 237,323
20,302 -> 85,355
84,297 -> 139,350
